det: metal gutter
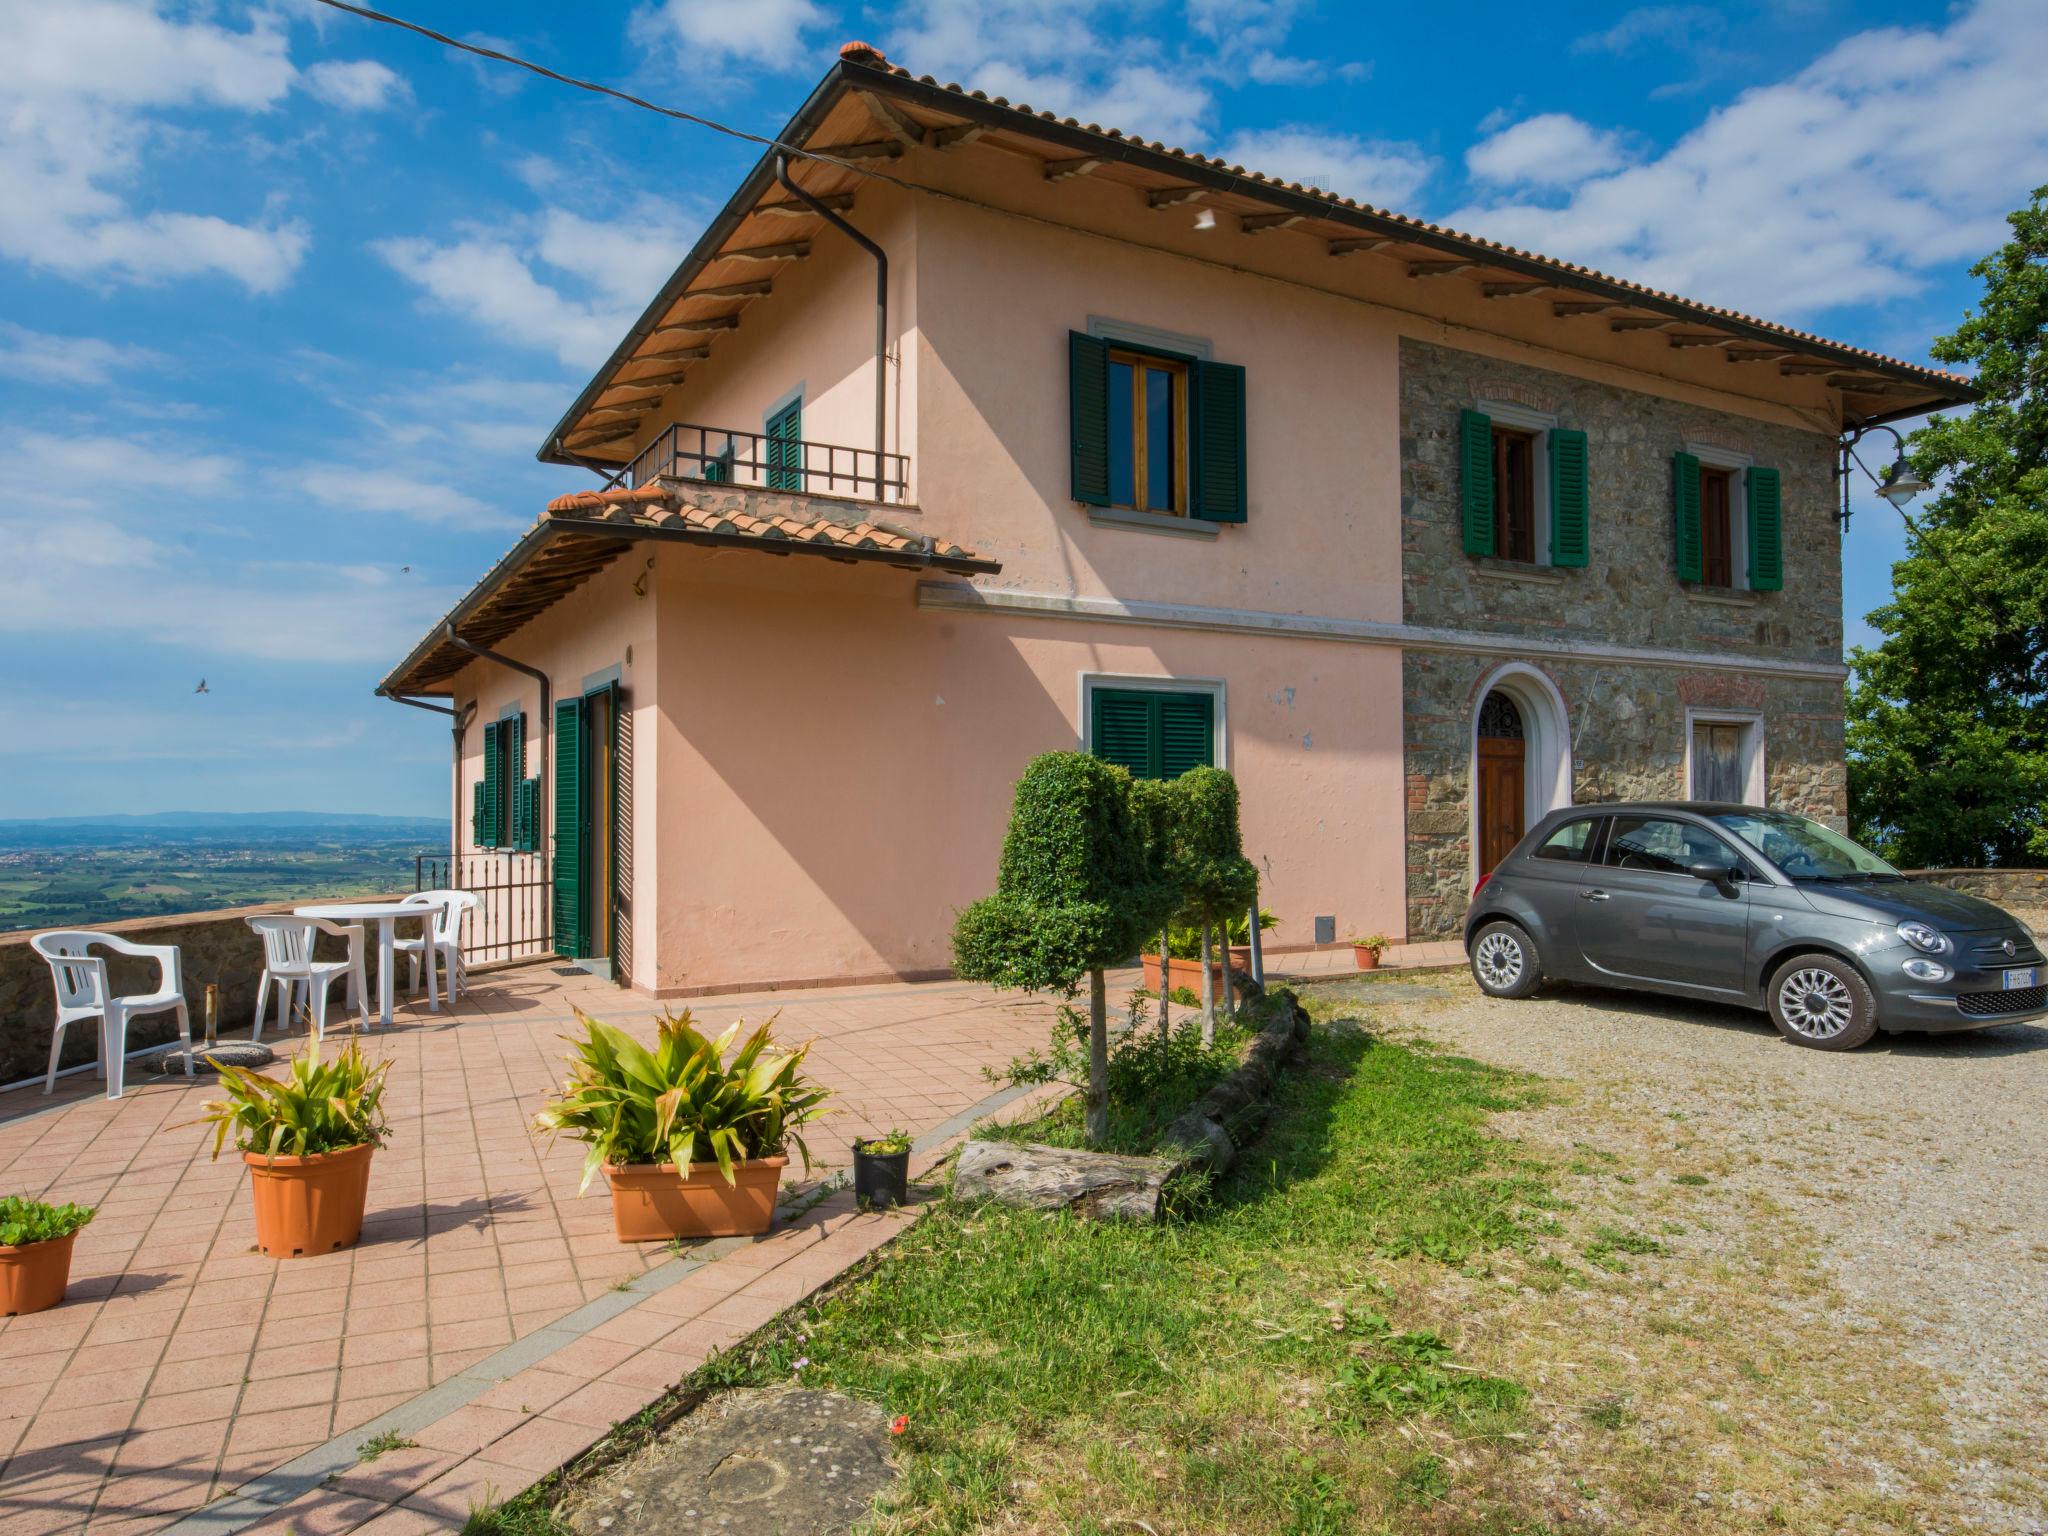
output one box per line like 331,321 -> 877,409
442,627 -> 551,884
374,521 -> 564,698
382,693 -> 471,861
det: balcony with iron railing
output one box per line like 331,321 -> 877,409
626,420 -> 909,504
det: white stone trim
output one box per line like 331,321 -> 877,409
917,582 -> 1850,682
1088,506 -> 1219,539
1479,398 -> 1559,566
1077,671 -> 1229,769
1684,707 -> 1767,805
1086,315 -> 1214,360
1468,662 -> 1573,893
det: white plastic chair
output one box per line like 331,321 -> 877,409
394,890 -> 480,1001
31,931 -> 194,1100
248,916 -> 367,1043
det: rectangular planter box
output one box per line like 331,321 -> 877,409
1142,949 -> 1250,995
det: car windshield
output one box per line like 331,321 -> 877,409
1710,810 -> 1903,882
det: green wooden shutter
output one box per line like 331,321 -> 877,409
1158,691 -> 1215,777
1068,331 -> 1111,507
766,401 -> 802,491
470,781 -> 485,848
1460,410 -> 1495,557
1089,688 -> 1215,780
1746,467 -> 1783,591
1189,359 -> 1248,523
1549,427 -> 1589,567
481,721 -> 502,849
1672,451 -> 1703,582
553,697 -> 585,957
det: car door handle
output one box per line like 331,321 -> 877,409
1578,889 -> 1611,901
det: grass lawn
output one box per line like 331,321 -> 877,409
688,1017 -> 1568,1534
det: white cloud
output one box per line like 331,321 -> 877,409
1448,0 -> 2048,319
1465,114 -> 1630,188
298,467 -> 514,532
0,324 -> 165,388
377,205 -> 697,369
1571,4 -> 1720,55
302,59 -> 409,112
630,0 -> 829,72
1219,128 -> 1436,208
0,0 -> 310,292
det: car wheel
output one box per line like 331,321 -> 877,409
1767,954 -> 1879,1050
1470,921 -> 1542,999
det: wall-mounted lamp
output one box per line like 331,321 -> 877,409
1834,422 -> 1928,532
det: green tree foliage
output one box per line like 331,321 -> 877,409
1848,186 -> 2048,865
1172,767 -> 1260,923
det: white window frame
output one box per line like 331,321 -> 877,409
1686,440 -> 1753,592
1085,316 -> 1214,360
1684,707 -> 1766,805
1466,661 -> 1574,892
1076,672 -> 1229,771
1477,398 -> 1559,566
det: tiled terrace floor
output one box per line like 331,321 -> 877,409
0,965 -> 1060,1535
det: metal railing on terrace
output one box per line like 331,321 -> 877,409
626,420 -> 909,504
416,853 -> 553,966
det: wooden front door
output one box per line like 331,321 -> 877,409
1477,692 -> 1527,874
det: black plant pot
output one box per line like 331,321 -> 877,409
851,1142 -> 910,1209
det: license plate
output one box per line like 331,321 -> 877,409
2005,967 -> 2038,990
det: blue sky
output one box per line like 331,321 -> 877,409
1,0 -> 2042,819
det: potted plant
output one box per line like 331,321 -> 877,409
195,1041 -> 390,1259
1142,910 -> 1276,994
1351,934 -> 1390,971
535,1008 -> 829,1243
0,1197 -> 94,1316
851,1128 -> 912,1210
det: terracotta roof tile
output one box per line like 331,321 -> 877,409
841,54 -> 1968,393
540,482 -> 987,565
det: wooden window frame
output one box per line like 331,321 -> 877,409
1490,425 -> 1538,564
1108,347 -> 1190,516
1699,465 -> 1735,588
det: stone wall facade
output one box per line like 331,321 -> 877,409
1398,339 -> 1847,938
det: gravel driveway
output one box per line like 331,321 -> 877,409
1306,967 -> 2048,1531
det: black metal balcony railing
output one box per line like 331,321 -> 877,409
626,421 -> 909,504
416,853 -> 552,965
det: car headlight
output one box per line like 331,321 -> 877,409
1897,921 -> 1952,955
1902,958 -> 1950,982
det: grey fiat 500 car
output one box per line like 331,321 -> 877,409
1463,802 -> 2047,1050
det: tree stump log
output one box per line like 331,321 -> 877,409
953,1140 -> 1176,1222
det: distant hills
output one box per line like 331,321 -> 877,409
0,812 -> 446,849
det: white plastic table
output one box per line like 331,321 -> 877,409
294,900 -> 438,1028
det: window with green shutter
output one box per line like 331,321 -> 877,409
1746,467 -> 1783,590
1068,331 -> 1246,523
553,696 -> 585,957
1672,451 -> 1704,582
1088,686 -> 1217,780
470,781 -> 486,848
1549,428 -> 1589,566
765,399 -> 802,492
1459,409 -> 1496,557
481,721 -> 502,849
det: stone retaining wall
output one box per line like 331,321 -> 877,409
0,900 -> 407,1085
1906,869 -> 2048,935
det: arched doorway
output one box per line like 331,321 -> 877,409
1476,691 -> 1527,875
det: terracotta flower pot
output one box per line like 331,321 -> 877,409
1353,945 -> 1383,971
0,1230 -> 79,1317
603,1156 -> 788,1243
243,1142 -> 375,1259
1141,949 -> 1251,995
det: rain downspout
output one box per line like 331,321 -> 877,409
442,626 -> 552,883
775,152 -> 887,501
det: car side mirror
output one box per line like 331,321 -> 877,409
1687,860 -> 1741,889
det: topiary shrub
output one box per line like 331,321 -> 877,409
1165,767 -> 1260,1039
953,752 -> 1173,1145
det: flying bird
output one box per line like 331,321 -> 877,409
194,679 -> 209,694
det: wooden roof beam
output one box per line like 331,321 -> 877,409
814,139 -> 903,162
1610,316 -> 1679,333
631,344 -> 711,365
925,122 -> 984,149
856,89 -> 926,150
1778,360 -> 1839,376
720,242 -> 810,263
1667,332 -> 1735,348
684,280 -> 772,299
1482,280 -> 1548,297
1553,299 -> 1620,317
1042,154 -> 1103,182
1408,259 -> 1477,278
614,366 -> 693,389
1147,185 -> 1208,208
650,315 -> 741,337
1240,212 -> 1307,233
756,192 -> 853,218
1328,236 -> 1392,256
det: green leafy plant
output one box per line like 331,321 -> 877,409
195,1040 -> 391,1161
1144,909 -> 1276,959
1349,933 -> 1390,957
855,1128 -> 912,1156
0,1195 -> 95,1248
534,1008 -> 830,1191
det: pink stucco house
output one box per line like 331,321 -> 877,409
378,43 -> 1971,997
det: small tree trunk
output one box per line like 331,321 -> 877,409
1086,967 -> 1110,1147
1199,920 -> 1215,1045
1157,925 -> 1172,1045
